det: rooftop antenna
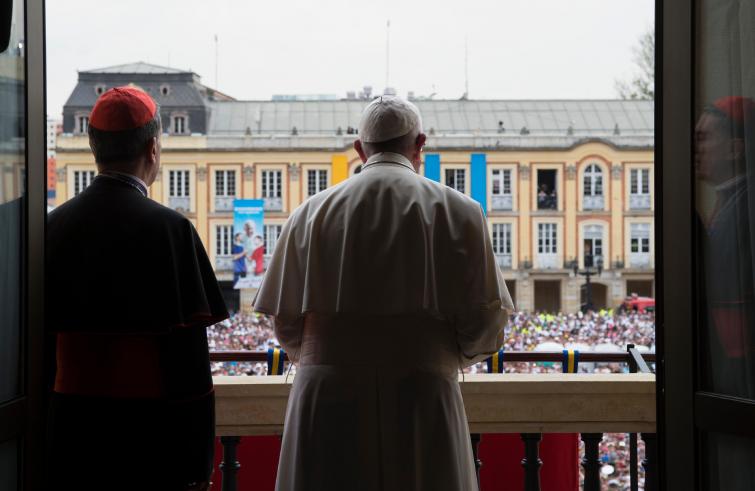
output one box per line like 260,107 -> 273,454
214,34 -> 219,89
464,35 -> 469,99
385,19 -> 391,91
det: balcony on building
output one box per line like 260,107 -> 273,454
210,349 -> 657,491
583,195 -> 604,211
168,196 -> 190,213
263,196 -> 283,212
583,253 -> 603,269
495,253 -> 512,269
215,255 -> 233,271
537,253 -> 559,269
491,194 -> 514,211
629,194 -> 652,210
536,169 -> 558,210
629,253 -> 652,269
215,196 -> 235,213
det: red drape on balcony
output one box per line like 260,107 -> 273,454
211,434 -> 579,490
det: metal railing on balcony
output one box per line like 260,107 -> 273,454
537,194 -> 557,210
263,196 -> 283,212
583,195 -> 604,210
629,253 -> 652,269
168,196 -> 190,212
215,255 -> 233,271
495,253 -> 512,269
215,196 -> 235,212
537,254 -> 559,269
209,348 -> 657,491
491,195 -> 513,211
629,194 -> 651,210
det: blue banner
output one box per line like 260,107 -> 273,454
233,199 -> 265,289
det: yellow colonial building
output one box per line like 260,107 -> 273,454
55,63 -> 654,313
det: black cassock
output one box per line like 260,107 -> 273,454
46,176 -> 228,488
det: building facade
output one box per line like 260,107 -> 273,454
55,63 -> 655,313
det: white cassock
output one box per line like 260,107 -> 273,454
254,152 -> 514,491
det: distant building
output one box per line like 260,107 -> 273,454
55,63 -> 655,313
271,94 -> 338,101
61,62 -> 234,137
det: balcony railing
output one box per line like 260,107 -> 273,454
629,194 -> 651,210
537,254 -> 559,269
215,196 -> 235,212
210,349 -> 657,491
215,255 -> 233,271
263,196 -> 283,212
491,194 -> 513,211
537,194 -> 557,210
495,253 -> 512,269
583,195 -> 604,210
168,196 -> 190,212
629,253 -> 652,269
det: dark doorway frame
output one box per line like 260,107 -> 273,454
0,1 -> 47,490
659,0 -> 755,488
657,0 -> 696,487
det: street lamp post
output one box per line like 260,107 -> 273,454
573,254 -> 604,312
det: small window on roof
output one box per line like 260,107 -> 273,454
160,84 -> 170,96
94,84 -> 106,96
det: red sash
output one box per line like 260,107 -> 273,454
55,332 -> 166,398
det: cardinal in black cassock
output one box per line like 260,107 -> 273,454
46,87 -> 228,490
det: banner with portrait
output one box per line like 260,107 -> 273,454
232,199 -> 265,289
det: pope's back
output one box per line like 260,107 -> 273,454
255,96 -> 513,491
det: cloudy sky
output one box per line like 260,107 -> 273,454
45,0 -> 654,117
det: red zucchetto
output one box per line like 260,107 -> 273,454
713,95 -> 755,126
89,86 -> 157,131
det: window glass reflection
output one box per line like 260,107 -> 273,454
0,0 -> 25,404
704,432 -> 755,490
695,0 -> 755,400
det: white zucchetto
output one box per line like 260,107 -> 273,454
358,96 -> 423,143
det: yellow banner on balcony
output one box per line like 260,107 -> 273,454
267,348 -> 285,375
332,154 -> 349,184
562,349 -> 580,373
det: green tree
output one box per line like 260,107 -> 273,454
616,27 -> 654,100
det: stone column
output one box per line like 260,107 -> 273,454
196,163 -> 209,248
242,163 -> 255,199
565,164 -> 577,262
518,163 -> 531,271
611,163 -> 624,268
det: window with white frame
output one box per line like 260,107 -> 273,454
583,164 -> 603,197
264,224 -> 282,255
630,168 -> 650,195
169,170 -> 191,197
215,225 -> 233,256
73,170 -> 95,196
171,115 -> 188,135
261,170 -> 283,198
215,170 -> 236,197
307,169 -> 328,197
491,169 -> 512,196
630,223 -> 651,253
445,168 -> 466,193
537,223 -> 558,254
492,223 -> 512,254
583,224 -> 604,267
76,115 -> 89,134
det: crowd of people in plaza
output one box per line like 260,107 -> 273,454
207,309 -> 655,376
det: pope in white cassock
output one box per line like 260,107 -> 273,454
253,96 -> 514,491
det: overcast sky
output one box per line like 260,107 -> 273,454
45,0 -> 654,118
